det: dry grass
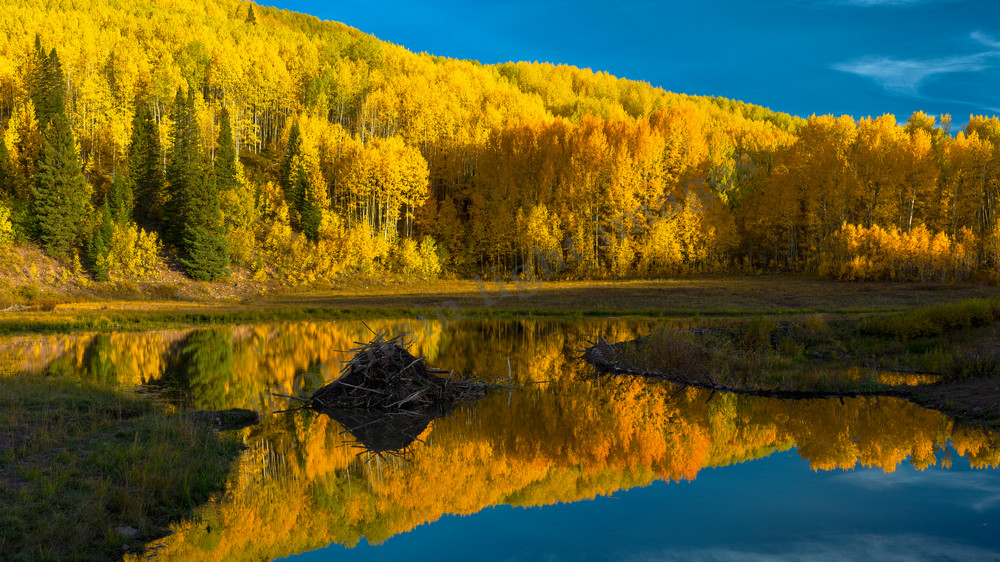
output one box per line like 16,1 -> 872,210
2,274 -> 998,336
267,275 -> 1000,315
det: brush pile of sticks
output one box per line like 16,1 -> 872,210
304,331 -> 493,411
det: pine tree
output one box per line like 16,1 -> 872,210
214,107 -> 238,193
181,161 -> 230,280
295,165 -> 321,240
0,141 -> 13,198
88,201 -> 114,281
245,4 -> 257,25
108,167 -> 132,223
279,121 -> 301,204
127,101 -> 164,226
30,39 -> 65,128
32,115 -> 91,259
163,88 -> 199,245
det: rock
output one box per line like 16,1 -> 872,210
116,526 -> 139,538
186,408 -> 259,430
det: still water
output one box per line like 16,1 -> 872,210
2,318 -> 999,560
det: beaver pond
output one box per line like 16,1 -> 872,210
1,317 -> 999,560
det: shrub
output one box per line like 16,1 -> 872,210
0,200 -> 13,246
394,237 -> 421,276
418,236 -> 442,278
106,223 -> 166,282
617,327 -> 712,382
739,317 -> 776,352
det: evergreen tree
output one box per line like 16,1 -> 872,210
294,165 -> 321,241
214,107 -> 238,193
108,167 -> 132,223
127,101 -> 164,226
0,141 -> 12,198
88,201 -> 113,281
163,88 -> 200,245
180,161 -> 230,280
279,121 -> 301,203
245,5 -> 257,25
30,39 -> 65,128
32,115 -> 91,259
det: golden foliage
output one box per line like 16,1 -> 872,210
2,0 -> 1000,282
105,222 -> 167,282
820,222 -> 976,282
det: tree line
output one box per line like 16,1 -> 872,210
1,0 -> 999,283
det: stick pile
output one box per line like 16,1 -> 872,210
304,331 -> 492,411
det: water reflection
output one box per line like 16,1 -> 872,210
1,319 -> 998,560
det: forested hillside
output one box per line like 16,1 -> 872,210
0,0 -> 998,284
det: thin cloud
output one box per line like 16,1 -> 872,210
833,54 -> 991,93
621,533 -> 993,561
834,469 -> 1000,512
813,0 -> 957,6
834,32 -> 1000,95
971,30 -> 1000,49
842,0 -> 943,5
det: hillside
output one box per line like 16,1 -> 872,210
0,0 -> 998,290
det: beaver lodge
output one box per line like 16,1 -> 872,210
281,330 -> 496,412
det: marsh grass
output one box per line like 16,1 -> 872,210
859,297 -> 1000,341
591,296 -> 1000,409
614,327 -> 713,384
596,323 -> 888,395
948,346 -> 1000,380
0,376 -> 241,561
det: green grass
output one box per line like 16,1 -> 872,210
858,297 -> 1000,341
0,376 -> 242,561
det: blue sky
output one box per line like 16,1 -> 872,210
269,0 -> 1000,123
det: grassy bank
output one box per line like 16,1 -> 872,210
3,275 -> 999,335
0,376 -> 243,561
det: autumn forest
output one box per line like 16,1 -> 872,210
1,0 -> 999,285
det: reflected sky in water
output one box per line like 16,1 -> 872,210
291,449 -> 997,562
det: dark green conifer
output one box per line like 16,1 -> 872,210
30,40 -> 66,127
214,107 -> 238,193
295,166 -> 320,241
245,5 -> 257,25
0,141 -> 13,198
279,121 -> 301,203
108,167 -> 132,223
127,101 -> 164,226
180,161 -> 230,280
88,201 -> 113,281
32,115 -> 91,259
163,88 -> 199,245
